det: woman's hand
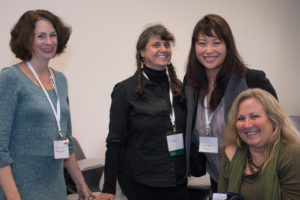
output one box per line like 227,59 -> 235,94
94,193 -> 114,200
64,153 -> 96,200
76,183 -> 96,200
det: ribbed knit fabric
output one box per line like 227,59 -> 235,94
0,65 -> 74,200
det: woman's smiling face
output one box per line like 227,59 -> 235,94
195,30 -> 226,74
236,97 -> 274,150
31,18 -> 58,62
140,35 -> 172,71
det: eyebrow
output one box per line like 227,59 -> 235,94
198,35 -> 220,40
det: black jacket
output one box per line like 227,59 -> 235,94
184,68 -> 277,177
103,70 -> 187,194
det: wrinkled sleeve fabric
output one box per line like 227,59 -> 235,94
0,68 -> 19,167
102,82 -> 130,194
279,144 -> 300,200
217,150 -> 230,192
66,108 -> 74,155
64,76 -> 74,155
246,68 -> 278,99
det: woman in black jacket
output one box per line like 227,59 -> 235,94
96,24 -> 187,200
184,14 -> 277,193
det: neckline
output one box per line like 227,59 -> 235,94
14,64 -> 56,91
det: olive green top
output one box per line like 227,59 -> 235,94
218,143 -> 300,200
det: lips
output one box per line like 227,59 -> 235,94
246,131 -> 259,136
156,55 -> 169,62
157,54 -> 168,58
204,56 -> 217,63
41,47 -> 55,54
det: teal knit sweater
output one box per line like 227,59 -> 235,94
0,65 -> 74,199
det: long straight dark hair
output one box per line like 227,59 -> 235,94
185,14 -> 246,110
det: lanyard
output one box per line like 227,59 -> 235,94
142,70 -> 176,132
204,95 -> 214,136
26,61 -> 63,138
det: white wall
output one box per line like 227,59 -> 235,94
1,0 -> 300,160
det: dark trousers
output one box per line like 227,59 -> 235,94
119,172 -> 189,200
210,177 -> 218,193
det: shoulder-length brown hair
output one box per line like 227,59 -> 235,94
10,9 -> 71,61
185,14 -> 246,110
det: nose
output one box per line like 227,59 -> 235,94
243,118 -> 253,129
205,44 -> 214,53
159,45 -> 167,52
44,36 -> 53,44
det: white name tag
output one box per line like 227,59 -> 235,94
212,193 -> 227,200
54,139 -> 69,159
167,133 -> 184,156
199,136 -> 218,153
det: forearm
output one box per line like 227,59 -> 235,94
102,142 -> 123,194
64,153 -> 86,188
0,165 -> 21,200
64,153 -> 95,199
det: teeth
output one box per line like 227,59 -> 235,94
205,56 -> 215,59
204,56 -> 216,62
247,131 -> 257,136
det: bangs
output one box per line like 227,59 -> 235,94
198,17 -> 224,41
159,32 -> 174,42
151,27 -> 174,42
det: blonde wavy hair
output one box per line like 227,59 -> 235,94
222,88 -> 300,166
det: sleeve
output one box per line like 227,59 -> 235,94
67,98 -> 74,155
246,68 -> 278,99
60,72 -> 74,154
0,68 -> 19,167
278,144 -> 300,200
66,79 -> 74,154
102,82 -> 130,194
218,151 -> 230,192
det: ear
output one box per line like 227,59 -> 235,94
272,121 -> 276,131
140,50 -> 145,58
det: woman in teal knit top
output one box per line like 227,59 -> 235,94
0,10 -> 94,200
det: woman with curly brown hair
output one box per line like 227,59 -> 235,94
0,10 -> 94,200
96,24 -> 188,200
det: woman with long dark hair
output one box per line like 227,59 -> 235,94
184,14 -> 277,192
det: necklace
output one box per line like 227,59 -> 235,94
247,151 -> 264,174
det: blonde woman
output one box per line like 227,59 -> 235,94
218,88 -> 300,199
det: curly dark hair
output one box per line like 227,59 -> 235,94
134,24 -> 185,103
10,9 -> 71,61
185,14 -> 246,110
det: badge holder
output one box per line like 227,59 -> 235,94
199,136 -> 218,154
54,139 -> 70,159
167,126 -> 184,156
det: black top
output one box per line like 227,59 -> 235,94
245,68 -> 277,99
102,66 -> 187,194
183,67 -> 278,178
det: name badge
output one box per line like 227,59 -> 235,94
199,136 -> 218,153
167,133 -> 184,156
212,193 -> 227,200
54,139 -> 70,159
